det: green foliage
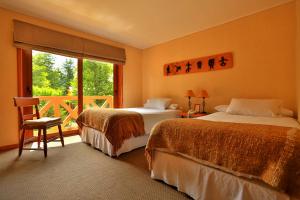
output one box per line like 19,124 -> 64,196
82,59 -> 113,96
32,65 -> 50,88
61,59 -> 75,95
48,69 -> 64,90
32,52 -> 64,95
32,51 -> 113,98
32,53 -> 55,69
32,86 -> 62,96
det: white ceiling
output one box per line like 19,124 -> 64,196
0,0 -> 292,49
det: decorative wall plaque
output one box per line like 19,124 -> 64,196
163,52 -> 233,76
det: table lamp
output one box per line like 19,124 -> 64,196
197,90 -> 209,114
184,90 -> 195,110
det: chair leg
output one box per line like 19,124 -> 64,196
43,128 -> 47,157
18,129 -> 25,157
37,129 -> 41,148
58,125 -> 64,147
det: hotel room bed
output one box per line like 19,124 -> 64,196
147,111 -> 300,200
80,107 -> 180,156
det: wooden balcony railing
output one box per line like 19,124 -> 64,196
36,96 -> 113,131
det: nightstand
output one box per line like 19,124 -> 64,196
177,112 -> 208,118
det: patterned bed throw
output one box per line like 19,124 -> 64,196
77,108 -> 145,153
145,119 -> 300,196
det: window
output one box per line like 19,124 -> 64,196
17,48 -> 123,136
32,50 -> 78,133
82,59 -> 114,110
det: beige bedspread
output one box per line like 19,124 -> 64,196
145,119 -> 300,196
77,108 -> 145,153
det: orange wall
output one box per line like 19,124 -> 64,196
0,7 -> 143,147
142,2 -> 297,113
297,0 -> 300,119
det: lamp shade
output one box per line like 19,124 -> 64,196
197,90 -> 209,98
184,90 -> 195,97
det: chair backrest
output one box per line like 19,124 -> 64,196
13,97 -> 40,123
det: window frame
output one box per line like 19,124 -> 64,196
17,48 -> 123,136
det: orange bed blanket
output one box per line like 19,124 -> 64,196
145,119 -> 300,196
77,108 -> 145,153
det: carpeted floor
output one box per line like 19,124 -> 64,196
0,136 -> 190,200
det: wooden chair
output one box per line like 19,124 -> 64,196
13,97 -> 64,157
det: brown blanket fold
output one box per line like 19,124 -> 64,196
77,108 -> 145,153
145,119 -> 300,196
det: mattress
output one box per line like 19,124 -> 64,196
151,112 -> 300,200
81,107 -> 180,156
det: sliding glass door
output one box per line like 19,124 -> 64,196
17,48 -> 121,136
32,50 -> 78,134
82,59 -> 114,111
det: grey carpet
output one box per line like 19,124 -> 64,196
0,136 -> 190,200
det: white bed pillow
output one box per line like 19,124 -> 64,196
215,104 -> 294,117
280,108 -> 294,117
144,98 -> 172,110
226,99 -> 282,117
215,103 -> 293,117
214,105 -> 228,112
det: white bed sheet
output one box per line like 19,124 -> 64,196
151,112 -> 300,200
151,150 -> 289,200
81,107 -> 180,156
119,107 -> 181,134
81,127 -> 149,157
